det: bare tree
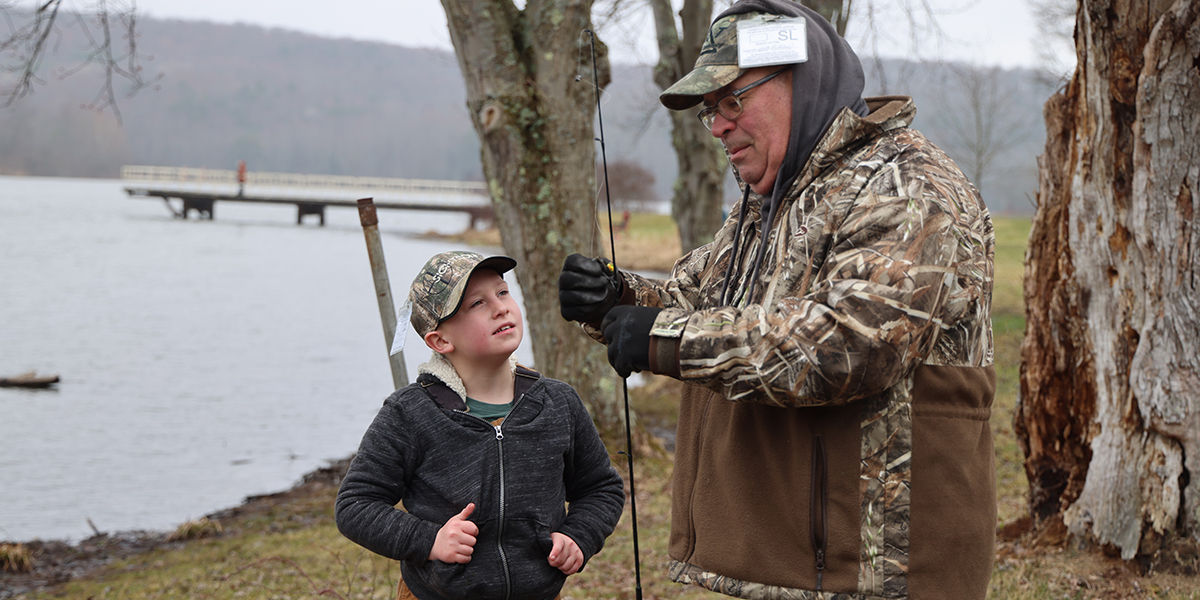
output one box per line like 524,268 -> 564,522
0,0 -> 158,123
803,0 -> 851,35
440,0 -> 629,438
932,63 -> 1034,193
647,0 -> 726,253
599,159 -> 658,212
1028,0 -> 1076,84
1017,0 -> 1199,561
834,0 -> 951,93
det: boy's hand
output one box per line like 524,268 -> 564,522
547,532 -> 584,575
430,503 -> 478,563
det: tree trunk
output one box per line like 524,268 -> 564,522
1017,0 -> 1199,559
649,0 -> 727,254
802,0 -> 851,36
440,0 -> 627,438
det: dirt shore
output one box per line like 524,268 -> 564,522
0,458 -> 352,599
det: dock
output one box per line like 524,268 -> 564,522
122,165 -> 494,228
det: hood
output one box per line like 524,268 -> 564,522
716,0 -> 869,306
717,0 -> 869,208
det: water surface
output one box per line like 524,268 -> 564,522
0,176 -> 528,542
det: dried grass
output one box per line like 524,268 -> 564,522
0,542 -> 33,573
167,518 -> 223,542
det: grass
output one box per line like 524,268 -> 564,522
13,215 -> 1200,599
1,543 -> 34,574
426,211 -> 684,273
166,518 -> 223,542
991,217 -> 1032,530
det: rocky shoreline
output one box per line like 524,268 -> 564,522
0,457 -> 352,598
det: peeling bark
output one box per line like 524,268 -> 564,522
1019,0 -> 1200,559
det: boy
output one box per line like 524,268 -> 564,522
336,251 -> 625,600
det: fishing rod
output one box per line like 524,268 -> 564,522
581,28 -> 643,600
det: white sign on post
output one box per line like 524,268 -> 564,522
737,16 -> 808,68
391,300 -> 412,356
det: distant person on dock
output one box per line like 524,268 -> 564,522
336,251 -> 625,600
236,160 -> 246,196
617,209 -> 631,233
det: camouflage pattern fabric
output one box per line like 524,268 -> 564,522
670,560 -> 876,599
602,96 -> 994,598
408,251 -> 516,336
626,96 -> 993,400
660,12 -> 745,109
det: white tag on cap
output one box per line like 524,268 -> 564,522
737,15 -> 808,68
390,299 -> 413,356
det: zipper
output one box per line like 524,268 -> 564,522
455,391 -> 527,599
683,398 -> 714,560
810,434 -> 828,592
495,422 -> 511,600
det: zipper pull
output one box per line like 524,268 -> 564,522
494,425 -> 503,440
815,548 -> 825,591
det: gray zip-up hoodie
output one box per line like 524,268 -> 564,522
335,356 -> 625,600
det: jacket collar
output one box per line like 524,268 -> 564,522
415,353 -> 540,411
786,95 -> 915,196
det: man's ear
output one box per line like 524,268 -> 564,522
424,330 -> 454,355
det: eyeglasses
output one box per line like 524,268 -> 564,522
696,69 -> 786,129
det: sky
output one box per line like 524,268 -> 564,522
127,0 -> 1073,71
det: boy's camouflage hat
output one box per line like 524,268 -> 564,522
660,12 -> 757,110
408,251 -> 516,336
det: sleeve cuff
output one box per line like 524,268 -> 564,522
648,335 -> 682,378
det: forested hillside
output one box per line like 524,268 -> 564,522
0,14 -> 1055,214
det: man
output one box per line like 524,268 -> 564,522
558,1 -> 996,598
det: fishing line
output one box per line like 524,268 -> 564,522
581,27 -> 643,600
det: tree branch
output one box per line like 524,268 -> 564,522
0,0 -> 159,123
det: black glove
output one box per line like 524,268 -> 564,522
601,305 -> 661,378
559,253 -> 623,323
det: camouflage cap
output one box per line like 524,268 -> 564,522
408,251 -> 516,337
660,13 -> 751,110
667,10 -> 816,111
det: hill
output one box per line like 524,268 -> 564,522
0,14 -> 1058,214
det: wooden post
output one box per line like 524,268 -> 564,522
297,202 -> 326,226
357,197 -> 408,389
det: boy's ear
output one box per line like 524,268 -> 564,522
424,330 -> 454,355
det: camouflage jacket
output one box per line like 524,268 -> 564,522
618,97 -> 996,599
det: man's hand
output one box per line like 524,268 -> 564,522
547,532 -> 584,575
601,305 -> 662,377
559,254 -> 623,323
429,503 -> 478,563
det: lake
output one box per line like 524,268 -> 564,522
0,175 -> 531,542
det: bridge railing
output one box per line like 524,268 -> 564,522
120,165 -> 488,196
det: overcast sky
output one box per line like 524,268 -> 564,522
127,0 -> 1072,70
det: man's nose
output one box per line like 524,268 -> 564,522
709,113 -> 734,137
